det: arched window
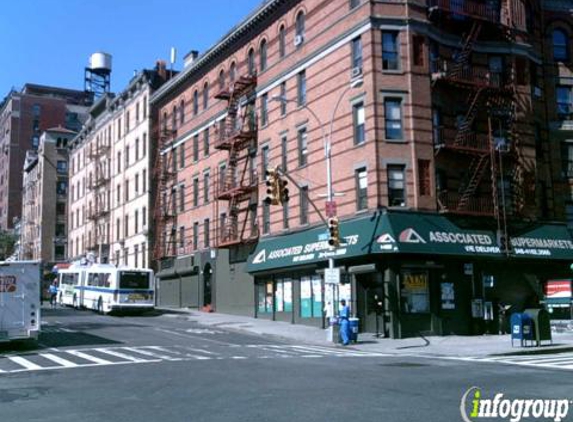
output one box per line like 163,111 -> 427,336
172,106 -> 177,130
203,82 -> 209,110
193,90 -> 199,115
248,48 -> 256,75
162,111 -> 168,132
553,29 -> 568,61
179,99 -> 185,125
260,39 -> 267,71
279,24 -> 286,58
230,62 -> 236,82
295,11 -> 305,41
219,69 -> 225,90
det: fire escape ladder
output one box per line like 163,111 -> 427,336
454,88 -> 484,147
451,21 -> 482,79
458,154 -> 489,210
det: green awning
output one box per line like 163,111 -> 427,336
247,211 -> 573,273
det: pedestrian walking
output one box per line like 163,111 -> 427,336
339,299 -> 350,346
49,281 -> 58,309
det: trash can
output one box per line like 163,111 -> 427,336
523,308 -> 552,346
510,312 -> 534,347
349,317 -> 360,343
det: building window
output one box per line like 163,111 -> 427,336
135,210 -> 139,233
135,173 -> 139,195
142,243 -> 146,268
300,186 -> 309,225
125,145 -> 130,168
230,62 -> 236,82
172,148 -> 177,172
203,82 -> 209,110
57,181 -> 67,195
387,165 -> 406,207
418,159 -> 431,196
180,99 -> 185,125
400,270 -> 430,313
279,24 -> 286,58
248,48 -> 256,75
143,133 -> 147,157
351,37 -> 363,70
193,222 -> 199,250
262,203 -> 270,234
280,82 -> 287,116
117,151 -> 121,173
219,69 -> 225,90
171,106 -> 176,131
261,145 -> 269,181
557,86 -> 572,119
142,206 -> 147,227
193,134 -> 199,161
204,218 -> 210,248
413,35 -> 425,67
125,180 -> 129,202
57,161 -> 68,174
180,185 -> 185,211
297,71 -> 306,106
295,11 -> 305,44
353,102 -> 365,145
382,31 -> 399,70
136,102 -> 140,122
384,98 -> 403,139
281,135 -> 288,171
356,167 -> 368,211
134,245 -> 139,267
117,184 -> 121,205
260,94 -> 268,127
260,39 -> 267,71
193,90 -> 199,115
203,129 -> 210,157
553,29 -> 569,61
180,143 -> 185,169
193,177 -> 199,207
142,169 -> 147,193
124,215 -> 129,238
561,142 -> 573,179
350,0 -> 361,8
297,127 -> 308,166
135,138 -> 140,161
282,202 -> 289,230
117,118 -> 122,139
204,172 -> 210,204
143,98 -> 147,119
179,226 -> 185,249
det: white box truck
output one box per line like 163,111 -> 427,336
0,261 -> 41,342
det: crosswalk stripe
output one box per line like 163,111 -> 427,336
289,345 -> 351,355
516,357 -> 573,365
40,353 -> 78,368
95,348 -> 150,362
9,356 -> 42,370
121,347 -> 181,361
66,350 -> 112,365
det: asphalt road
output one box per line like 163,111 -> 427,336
0,306 -> 571,422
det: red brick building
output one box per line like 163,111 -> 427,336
0,84 -> 90,230
152,0 -> 573,337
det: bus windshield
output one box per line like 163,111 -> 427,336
60,273 -> 78,285
119,272 -> 150,290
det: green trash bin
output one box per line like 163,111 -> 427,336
523,308 -> 552,346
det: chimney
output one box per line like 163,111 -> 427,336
155,60 -> 167,80
184,50 -> 200,69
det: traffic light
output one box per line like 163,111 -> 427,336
264,168 -> 280,206
278,177 -> 289,203
327,217 -> 340,247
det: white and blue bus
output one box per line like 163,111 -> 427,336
58,264 -> 154,314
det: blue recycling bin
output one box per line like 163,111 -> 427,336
510,312 -> 534,347
349,318 -> 360,343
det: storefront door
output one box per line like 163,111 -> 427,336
355,273 -> 385,335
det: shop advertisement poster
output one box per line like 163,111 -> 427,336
441,282 -> 455,310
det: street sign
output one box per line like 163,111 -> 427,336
324,267 -> 340,285
325,201 -> 337,218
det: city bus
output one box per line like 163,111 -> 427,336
58,264 -> 154,314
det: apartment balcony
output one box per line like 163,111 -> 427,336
434,126 -> 491,154
427,0 -> 502,25
88,143 -> 111,160
87,205 -> 110,221
438,191 -> 494,216
431,60 -> 504,89
88,173 -> 110,190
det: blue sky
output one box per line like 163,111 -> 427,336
0,0 -> 262,95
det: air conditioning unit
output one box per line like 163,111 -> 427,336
351,66 -> 363,79
294,35 -> 304,47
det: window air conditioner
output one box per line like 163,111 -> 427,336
294,35 -> 304,47
351,66 -> 363,79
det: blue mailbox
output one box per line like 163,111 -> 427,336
510,313 -> 534,347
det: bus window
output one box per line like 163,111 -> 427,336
119,272 -> 149,290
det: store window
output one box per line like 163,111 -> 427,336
400,270 -> 430,313
258,281 -> 273,314
300,275 -> 323,318
275,278 -> 293,313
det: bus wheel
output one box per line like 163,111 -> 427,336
97,298 -> 104,315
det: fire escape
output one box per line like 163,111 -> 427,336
87,139 -> 111,256
429,0 -> 525,220
214,74 -> 259,247
153,120 -> 177,262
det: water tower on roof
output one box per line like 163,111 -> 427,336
84,52 -> 112,98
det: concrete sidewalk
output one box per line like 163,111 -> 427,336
159,307 -> 573,358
